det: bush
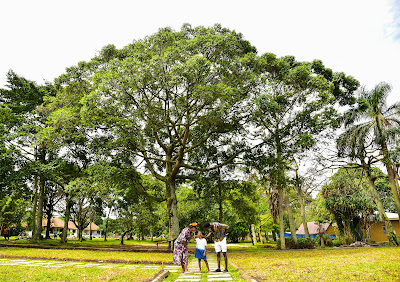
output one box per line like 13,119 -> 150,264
276,238 -> 316,249
339,236 -> 354,245
332,238 -> 341,247
228,221 -> 249,243
316,235 -> 334,247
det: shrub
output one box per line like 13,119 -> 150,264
228,221 -> 249,243
276,238 -> 316,249
316,235 -> 334,247
332,238 -> 341,247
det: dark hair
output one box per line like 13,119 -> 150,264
203,222 -> 211,229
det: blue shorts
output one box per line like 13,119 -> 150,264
195,248 -> 207,260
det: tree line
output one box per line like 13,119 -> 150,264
1,24 -> 399,248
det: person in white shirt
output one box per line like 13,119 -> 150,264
194,231 -> 210,273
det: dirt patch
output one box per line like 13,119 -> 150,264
0,254 -> 174,265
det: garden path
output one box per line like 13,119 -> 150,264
175,253 -> 233,282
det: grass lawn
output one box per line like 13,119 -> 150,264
229,246 -> 400,281
0,237 -> 170,249
0,263 -> 159,281
0,247 -> 172,263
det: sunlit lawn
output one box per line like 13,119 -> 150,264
0,237 -> 168,248
229,246 -> 400,281
4,237 -> 398,281
0,247 -> 173,263
0,264 -> 159,281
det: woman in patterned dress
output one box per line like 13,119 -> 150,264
173,223 -> 197,274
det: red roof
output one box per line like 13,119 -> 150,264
296,222 -> 331,235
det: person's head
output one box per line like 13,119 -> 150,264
189,222 -> 198,232
203,222 -> 211,230
197,231 -> 203,238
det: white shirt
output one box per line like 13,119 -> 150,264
195,238 -> 207,250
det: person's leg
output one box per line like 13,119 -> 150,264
183,264 -> 188,273
217,252 -> 221,270
223,252 -> 228,271
198,259 -> 201,273
204,259 -> 210,272
220,237 -> 228,271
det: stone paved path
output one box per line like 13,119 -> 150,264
175,253 -> 233,282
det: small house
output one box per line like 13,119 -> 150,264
42,217 -> 100,238
369,212 -> 400,242
296,221 -> 337,238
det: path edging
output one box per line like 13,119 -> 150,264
150,270 -> 169,282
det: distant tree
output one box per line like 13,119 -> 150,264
321,167 -> 376,242
0,70 -> 56,241
249,55 -> 359,249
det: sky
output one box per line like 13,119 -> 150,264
1,0 -> 399,104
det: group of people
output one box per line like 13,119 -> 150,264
173,222 -> 229,274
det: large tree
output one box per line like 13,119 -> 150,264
80,24 -> 257,242
249,55 -> 359,248
0,70 -> 56,241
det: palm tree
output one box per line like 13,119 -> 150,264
341,82 -> 400,229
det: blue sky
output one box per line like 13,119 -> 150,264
1,0 -> 399,104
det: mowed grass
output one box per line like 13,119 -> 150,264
229,246 -> 400,281
0,237 -> 170,249
0,247 -> 173,263
0,264 -> 159,281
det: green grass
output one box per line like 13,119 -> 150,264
0,237 -> 169,248
0,264 -> 159,281
229,246 -> 400,281
0,247 -> 173,263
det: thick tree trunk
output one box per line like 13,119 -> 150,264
168,178 -> 180,240
298,189 -> 310,238
294,167 -> 310,238
165,151 -> 180,250
218,184 -> 223,222
366,167 -> 399,245
104,208 -> 112,242
61,197 -> 71,243
33,176 -> 45,241
259,226 -> 263,244
319,231 -> 325,248
278,188 -> 285,249
251,224 -> 257,245
285,189 -> 297,244
385,164 -> 400,223
381,141 -> 400,223
218,167 -> 223,222
45,209 -> 52,239
31,174 -> 38,237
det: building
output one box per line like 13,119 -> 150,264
369,212 -> 400,242
296,221 -> 337,238
42,217 -> 100,238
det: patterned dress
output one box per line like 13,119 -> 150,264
173,227 -> 191,265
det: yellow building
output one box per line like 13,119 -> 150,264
369,212 -> 400,242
